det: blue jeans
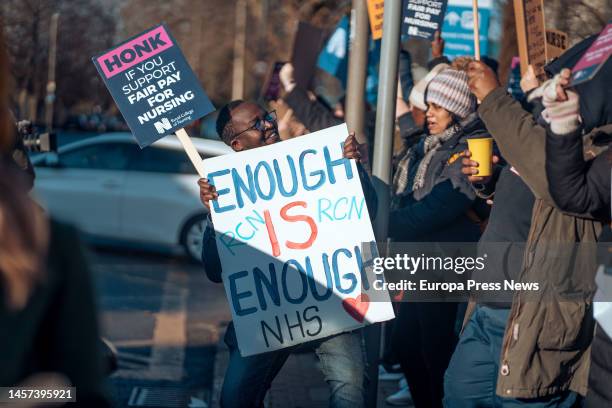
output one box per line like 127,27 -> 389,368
444,305 -> 579,408
220,322 -> 365,408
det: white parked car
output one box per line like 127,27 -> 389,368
31,132 -> 233,261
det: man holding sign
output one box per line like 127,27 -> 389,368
198,100 -> 390,407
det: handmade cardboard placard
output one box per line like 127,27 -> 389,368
367,0 -> 385,40
93,24 -> 214,150
203,124 -> 395,356
514,0 -> 550,78
545,29 -> 569,61
402,0 -> 448,40
291,22 -> 327,90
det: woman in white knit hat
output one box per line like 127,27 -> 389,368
388,68 -> 489,408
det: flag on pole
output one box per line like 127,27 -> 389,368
317,16 -> 381,105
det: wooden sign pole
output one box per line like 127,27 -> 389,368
175,128 -> 206,178
513,0 -> 528,75
514,0 -> 547,78
472,0 -> 481,60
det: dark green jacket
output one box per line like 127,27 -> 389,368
0,220 -> 110,406
465,87 -> 609,398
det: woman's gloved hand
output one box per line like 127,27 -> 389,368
541,68 -> 581,135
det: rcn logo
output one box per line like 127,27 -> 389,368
153,118 -> 172,134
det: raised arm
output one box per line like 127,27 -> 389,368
279,63 -> 342,132
283,86 -> 342,132
468,61 -> 553,203
546,124 -> 612,218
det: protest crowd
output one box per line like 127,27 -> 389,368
0,1 -> 611,408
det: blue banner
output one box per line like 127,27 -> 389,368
317,16 -> 350,85
365,39 -> 380,105
317,16 -> 381,105
441,4 -> 490,59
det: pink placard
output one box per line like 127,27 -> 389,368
573,23 -> 612,72
96,25 -> 173,78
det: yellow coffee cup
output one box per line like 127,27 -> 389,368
467,137 -> 494,177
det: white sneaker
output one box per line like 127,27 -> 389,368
385,385 -> 413,406
398,376 -> 407,389
378,364 -> 403,381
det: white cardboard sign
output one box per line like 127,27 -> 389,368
203,124 -> 395,356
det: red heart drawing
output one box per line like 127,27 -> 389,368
342,294 -> 370,323
393,289 -> 405,302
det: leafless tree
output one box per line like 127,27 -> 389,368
2,0 -> 117,123
120,0 -> 348,105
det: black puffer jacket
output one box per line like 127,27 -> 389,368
546,128 -> 611,221
388,114 -> 486,242
544,43 -> 611,221
544,49 -> 612,407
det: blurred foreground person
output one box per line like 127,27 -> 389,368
0,23 -> 109,407
198,100 -> 377,408
0,137 -> 110,408
0,160 -> 110,408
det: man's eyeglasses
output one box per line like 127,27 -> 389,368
233,110 -> 277,139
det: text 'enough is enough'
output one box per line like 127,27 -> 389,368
208,143 -> 358,213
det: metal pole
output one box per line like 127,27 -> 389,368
344,0 -> 369,144
372,0 -> 401,240
232,0 -> 247,100
365,2 -> 402,407
44,12 -> 59,133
